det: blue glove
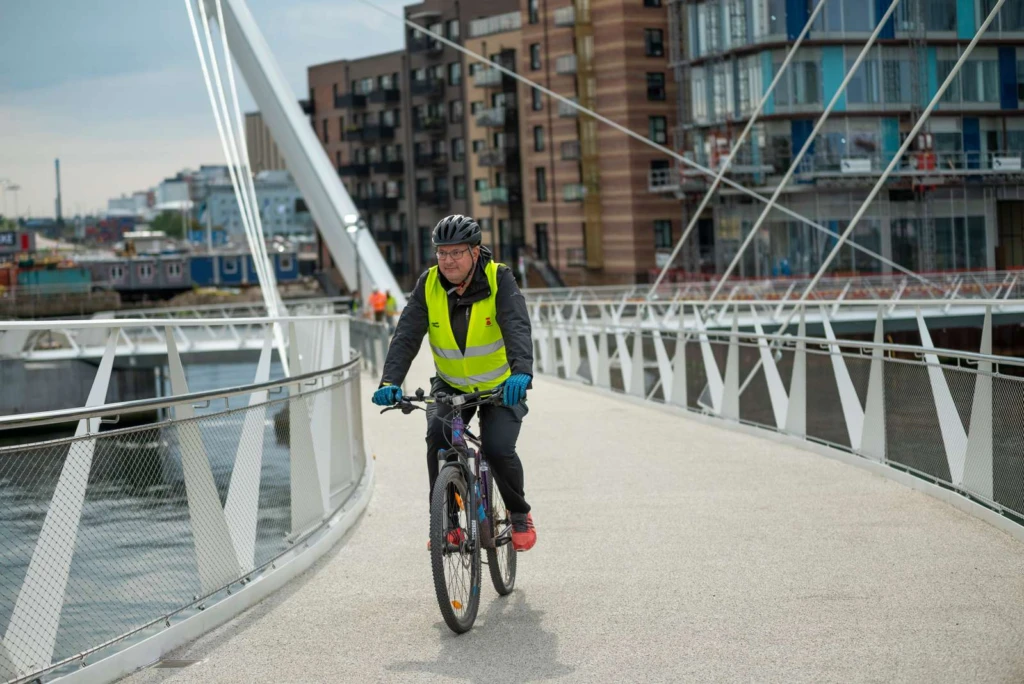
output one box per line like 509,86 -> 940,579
372,384 -> 403,406
502,374 -> 530,407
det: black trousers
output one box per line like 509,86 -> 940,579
425,377 -> 531,514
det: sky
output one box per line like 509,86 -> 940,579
0,0 -> 405,218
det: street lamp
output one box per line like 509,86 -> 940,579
343,213 -> 365,314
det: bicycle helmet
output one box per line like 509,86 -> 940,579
432,214 -> 481,246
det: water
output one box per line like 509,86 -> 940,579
0,360 -> 296,679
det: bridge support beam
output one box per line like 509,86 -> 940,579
964,307 -> 993,500
288,323 -> 327,536
916,309 -> 967,485
821,308 -> 864,450
860,307 -> 887,462
785,312 -> 807,437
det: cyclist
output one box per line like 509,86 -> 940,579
370,214 -> 537,552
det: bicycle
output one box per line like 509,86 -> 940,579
380,386 -> 517,634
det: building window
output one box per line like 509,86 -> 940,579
649,116 -> 667,144
471,101 -> 483,114
449,62 -> 462,85
447,19 -> 460,40
535,167 -> 547,201
167,262 -> 183,278
533,126 -> 545,151
222,257 -> 238,274
644,29 -> 664,57
451,137 -> 465,161
279,254 -> 294,271
529,0 -> 539,23
532,87 -> 543,111
654,220 -> 672,249
139,264 -> 154,280
644,0 -> 662,5
110,265 -> 125,282
454,176 -> 466,199
647,72 -> 666,100
530,43 -> 541,70
450,100 -> 463,122
475,178 -> 489,192
534,223 -> 549,261
472,139 -> 485,152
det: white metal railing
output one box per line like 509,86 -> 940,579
475,106 -> 506,127
529,300 -> 1024,533
0,314 -> 388,683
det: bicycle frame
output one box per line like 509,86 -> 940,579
445,412 -> 512,552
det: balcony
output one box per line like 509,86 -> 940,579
414,151 -> 448,169
478,148 -> 505,167
553,5 -> 575,26
354,196 -> 400,211
475,106 -> 506,127
563,183 -> 586,202
409,35 -> 444,55
417,189 -> 450,206
343,125 -> 364,141
555,54 -> 577,75
410,78 -> 445,99
474,68 -> 504,88
371,160 -> 405,175
334,93 -> 367,109
360,125 -> 396,141
557,98 -> 579,118
479,187 -> 509,205
368,88 -> 401,104
338,163 -> 370,177
561,140 -> 580,161
414,115 -> 446,134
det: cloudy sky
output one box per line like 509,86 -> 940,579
0,0 -> 404,218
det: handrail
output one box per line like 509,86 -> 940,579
0,313 -> 352,331
0,354 -> 363,434
528,298 -> 1024,308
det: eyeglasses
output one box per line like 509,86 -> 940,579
435,247 -> 471,261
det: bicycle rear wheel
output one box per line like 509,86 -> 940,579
486,473 -> 517,596
430,465 -> 481,634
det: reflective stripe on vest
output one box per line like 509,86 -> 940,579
425,261 -> 512,393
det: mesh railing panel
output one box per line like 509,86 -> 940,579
0,370 -> 362,682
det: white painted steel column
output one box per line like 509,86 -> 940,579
224,327 -> 274,573
669,309 -> 688,408
751,308 -> 788,430
2,331 -> 119,677
859,308 -> 887,462
721,311 -> 740,421
964,307 -> 993,500
785,311 -> 807,437
694,310 -> 724,413
166,328 -> 242,594
916,309 -> 967,485
820,310 -> 865,450
288,323 -> 327,536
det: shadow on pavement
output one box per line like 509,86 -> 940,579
387,589 -> 574,683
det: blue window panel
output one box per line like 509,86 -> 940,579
822,46 -> 847,111
761,52 -> 775,115
963,117 -> 980,169
998,47 -> 1019,110
786,0 -> 809,40
792,119 -> 815,182
926,46 -> 939,108
881,118 -> 900,164
956,0 -> 975,38
876,0 -> 895,38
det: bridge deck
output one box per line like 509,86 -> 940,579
125,349 -> 1024,683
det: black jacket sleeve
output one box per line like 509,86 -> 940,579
494,265 -> 534,378
379,272 -> 429,387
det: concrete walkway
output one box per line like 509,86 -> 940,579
126,349 -> 1024,683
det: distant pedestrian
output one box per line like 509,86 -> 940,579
385,290 -> 398,332
370,289 -> 387,324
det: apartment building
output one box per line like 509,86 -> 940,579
654,0 -> 1024,280
309,51 -> 410,284
464,10 -> 528,266
520,0 -> 678,285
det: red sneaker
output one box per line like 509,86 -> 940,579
428,528 -> 467,550
510,513 -> 536,551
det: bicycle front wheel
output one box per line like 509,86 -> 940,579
430,465 -> 481,634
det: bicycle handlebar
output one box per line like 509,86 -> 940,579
379,386 -> 503,415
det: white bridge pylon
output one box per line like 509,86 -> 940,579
193,0 -> 405,307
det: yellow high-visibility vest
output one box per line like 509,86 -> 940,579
425,261 -> 511,392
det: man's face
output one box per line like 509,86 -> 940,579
436,243 -> 478,284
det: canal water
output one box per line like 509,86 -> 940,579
0,360 -> 299,676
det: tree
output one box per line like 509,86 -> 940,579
150,210 -> 201,239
